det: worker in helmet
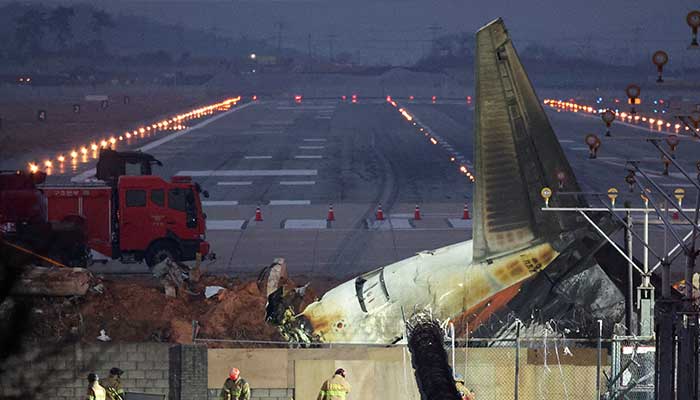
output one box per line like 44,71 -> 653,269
220,367 -> 250,400
104,367 -> 125,400
317,368 -> 351,400
86,373 -> 107,400
454,374 -> 475,400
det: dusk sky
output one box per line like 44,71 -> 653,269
2,0 -> 697,64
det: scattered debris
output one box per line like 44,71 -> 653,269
11,266 -> 92,297
97,329 -> 111,342
205,286 -> 225,299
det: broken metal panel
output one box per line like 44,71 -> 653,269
295,241 -> 558,343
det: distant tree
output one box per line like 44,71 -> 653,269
47,6 -> 75,50
15,9 -> 46,56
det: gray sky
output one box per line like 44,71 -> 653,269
3,0 -> 698,64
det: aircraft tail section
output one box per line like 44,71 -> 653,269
473,18 -> 585,263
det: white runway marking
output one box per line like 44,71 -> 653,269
72,102 -> 255,182
280,181 -> 316,185
207,220 -> 247,230
447,218 -> 473,229
203,201 -> 239,206
303,138 -> 327,142
217,181 -> 253,186
366,218 -> 414,230
299,146 -> 325,149
558,139 -> 575,143
283,219 -> 328,229
294,155 -> 323,159
315,116 -> 332,119
569,147 -> 589,151
269,200 -> 311,205
178,169 -> 317,177
244,156 -> 273,159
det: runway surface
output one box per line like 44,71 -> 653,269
35,97 -> 699,281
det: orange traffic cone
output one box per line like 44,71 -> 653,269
376,204 -> 385,221
414,205 -> 421,220
327,204 -> 335,221
462,203 -> 470,220
255,206 -> 263,221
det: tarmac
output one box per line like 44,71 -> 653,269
25,96 -> 700,282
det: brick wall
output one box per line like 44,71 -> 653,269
170,345 -> 208,400
0,343 -> 170,400
208,388 -> 295,400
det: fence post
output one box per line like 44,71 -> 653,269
514,321 -> 521,400
596,320 -> 603,400
450,322 -> 456,378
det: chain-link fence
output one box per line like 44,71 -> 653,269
195,333 -> 660,400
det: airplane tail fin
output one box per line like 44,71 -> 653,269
472,18 -> 586,262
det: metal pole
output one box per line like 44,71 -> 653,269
626,210 -> 634,335
450,322 -> 456,379
514,321 -> 520,400
596,320 -> 602,400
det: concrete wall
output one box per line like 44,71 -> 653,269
0,343 -> 170,400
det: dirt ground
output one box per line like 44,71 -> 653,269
24,273 -> 340,345
0,86 -> 213,160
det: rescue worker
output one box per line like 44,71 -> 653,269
104,367 -> 125,400
454,374 -> 475,400
317,368 -> 351,400
220,367 -> 250,400
86,373 -> 107,400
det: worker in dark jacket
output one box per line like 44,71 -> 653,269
104,367 -> 125,400
220,367 -> 250,400
317,368 -> 351,400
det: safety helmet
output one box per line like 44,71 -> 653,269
454,373 -> 465,383
229,367 -> 240,380
334,368 -> 346,378
109,367 -> 124,376
87,373 -> 99,383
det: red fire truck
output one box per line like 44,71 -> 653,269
1,150 -> 211,267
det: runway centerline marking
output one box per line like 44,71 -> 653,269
303,138 -> 327,142
203,201 -> 239,206
294,155 -> 323,159
279,181 -> 316,185
244,156 -> 273,159
299,146 -> 325,149
177,169 -> 317,177
207,220 -> 247,230
269,200 -> 311,205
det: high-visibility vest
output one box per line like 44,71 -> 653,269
89,384 -> 107,400
317,375 -> 350,400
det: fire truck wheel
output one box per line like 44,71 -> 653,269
145,240 -> 181,268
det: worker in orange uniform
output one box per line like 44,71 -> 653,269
317,368 -> 351,400
454,374 -> 475,400
220,367 -> 250,400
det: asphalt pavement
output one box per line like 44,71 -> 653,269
36,96 -> 700,282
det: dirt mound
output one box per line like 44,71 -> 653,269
21,271 -> 340,345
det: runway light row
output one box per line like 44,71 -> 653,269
543,98 -> 698,135
390,98 -> 475,182
27,96 -> 242,174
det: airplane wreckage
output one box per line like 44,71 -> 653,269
265,18 -> 629,344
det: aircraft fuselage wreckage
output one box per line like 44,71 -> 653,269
266,18 -> 626,344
